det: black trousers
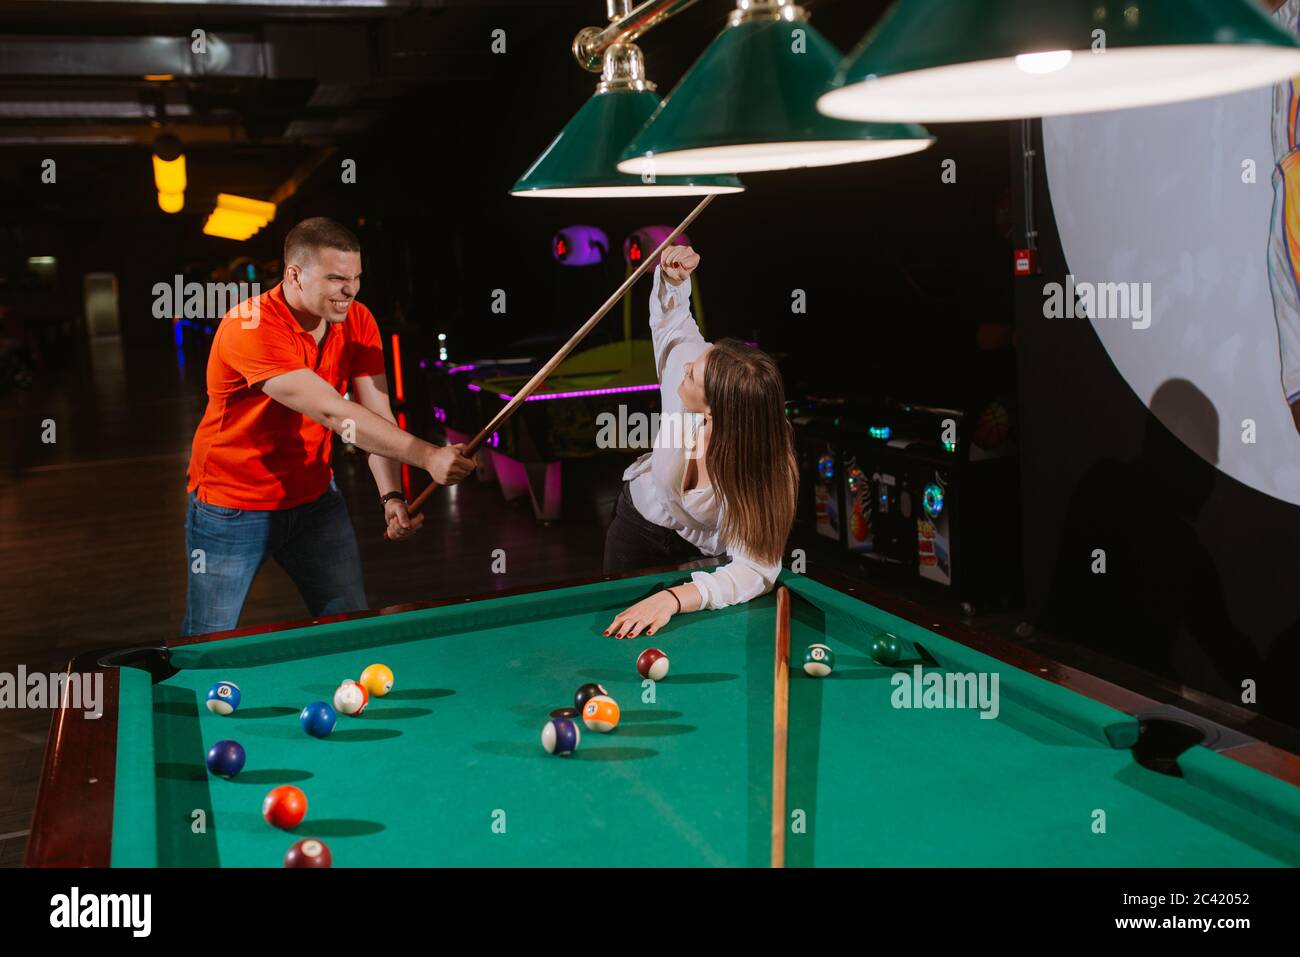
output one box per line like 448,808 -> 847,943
603,481 -> 710,574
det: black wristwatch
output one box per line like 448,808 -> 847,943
380,491 -> 407,507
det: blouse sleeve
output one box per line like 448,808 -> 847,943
688,548 -> 783,610
648,265 -> 707,388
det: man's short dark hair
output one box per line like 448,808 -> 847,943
284,217 -> 360,268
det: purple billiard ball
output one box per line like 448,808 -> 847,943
206,739 -> 246,778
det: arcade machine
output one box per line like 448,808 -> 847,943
794,396 -> 1020,611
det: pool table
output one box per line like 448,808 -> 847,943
25,565 -> 1300,867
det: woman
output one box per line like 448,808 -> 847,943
603,245 -> 798,639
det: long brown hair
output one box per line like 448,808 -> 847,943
702,338 -> 798,565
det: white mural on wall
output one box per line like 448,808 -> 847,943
1043,0 -> 1300,506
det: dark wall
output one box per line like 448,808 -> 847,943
287,120 -> 1015,416
1013,120 -> 1300,729
0,3 -> 1014,412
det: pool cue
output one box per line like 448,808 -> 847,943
771,585 -> 791,868
406,193 -> 716,517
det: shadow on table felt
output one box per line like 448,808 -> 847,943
227,768 -> 314,785
609,723 -> 697,738
810,667 -> 897,681
230,706 -> 299,719
153,700 -> 198,719
473,740 -> 659,761
153,684 -> 220,866
386,687 -> 455,701
327,728 -> 404,743
295,818 -> 386,838
619,709 -> 684,722
156,761 -> 207,782
357,706 -> 431,720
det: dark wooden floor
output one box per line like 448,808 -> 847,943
0,336 -> 612,866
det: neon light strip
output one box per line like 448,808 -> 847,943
391,334 -> 405,402
447,364 -> 479,374
468,383 -> 659,401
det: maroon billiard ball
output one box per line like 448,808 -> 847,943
283,838 -> 332,868
636,648 -> 669,681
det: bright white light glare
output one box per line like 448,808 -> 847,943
437,333 -> 447,341
511,184 -> 744,198
1016,50 -> 1073,75
617,136 -> 934,175
819,45 -> 1300,123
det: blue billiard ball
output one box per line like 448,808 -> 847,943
206,739 -> 246,778
300,701 -> 337,738
206,681 -> 241,716
540,717 -> 580,756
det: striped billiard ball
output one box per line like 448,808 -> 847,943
541,718 -> 581,756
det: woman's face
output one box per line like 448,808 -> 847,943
678,347 -> 711,414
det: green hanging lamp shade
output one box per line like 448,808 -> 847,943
819,0 -> 1300,123
512,51 -> 745,198
618,4 -> 933,175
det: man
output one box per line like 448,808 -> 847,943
184,217 -> 473,635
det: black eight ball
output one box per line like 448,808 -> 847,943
574,683 -> 607,711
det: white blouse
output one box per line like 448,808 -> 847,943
622,266 -> 784,610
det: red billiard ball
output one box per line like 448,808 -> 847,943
636,647 -> 669,681
262,785 -> 307,829
284,838 -> 332,868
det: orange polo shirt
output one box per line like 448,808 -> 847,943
187,283 -> 386,509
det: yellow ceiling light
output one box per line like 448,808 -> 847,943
216,193 -> 276,223
203,210 -> 261,240
158,190 -> 184,214
153,155 -> 186,193
152,133 -> 186,193
202,195 -> 277,241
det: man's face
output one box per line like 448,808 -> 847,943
292,247 -> 362,323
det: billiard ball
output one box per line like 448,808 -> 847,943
548,707 -> 579,720
205,739 -> 246,778
205,680 -> 241,716
262,785 -> 307,829
870,632 -> 903,666
636,648 -> 670,681
359,664 -> 394,697
582,694 -> 620,733
284,838 -> 332,868
802,643 -> 835,678
541,717 -> 581,756
333,680 -> 367,716
299,701 -> 337,738
574,682 -> 607,711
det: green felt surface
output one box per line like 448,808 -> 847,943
134,572 -> 775,867
110,570 -> 1300,867
782,576 -> 1300,867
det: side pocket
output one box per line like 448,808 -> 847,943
193,498 -> 243,520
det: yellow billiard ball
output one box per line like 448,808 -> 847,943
359,663 -> 394,697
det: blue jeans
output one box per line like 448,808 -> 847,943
182,481 -> 368,636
